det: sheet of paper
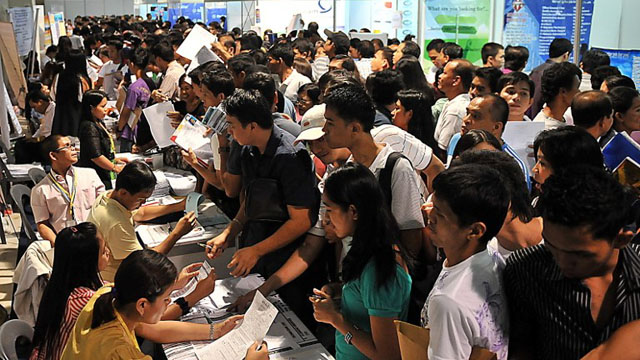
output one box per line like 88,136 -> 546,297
195,291 -> 278,360
502,121 -> 545,170
143,102 -> 176,149
171,261 -> 212,301
603,132 -> 640,170
171,115 -> 213,165
177,25 -> 217,61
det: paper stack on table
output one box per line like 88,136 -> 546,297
195,291 -> 278,360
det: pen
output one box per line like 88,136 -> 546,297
198,242 -> 213,251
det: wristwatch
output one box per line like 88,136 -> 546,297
175,297 -> 190,316
344,331 -> 353,345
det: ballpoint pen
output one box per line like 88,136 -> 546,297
198,242 -> 213,251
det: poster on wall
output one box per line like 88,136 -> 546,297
8,7 -> 33,56
424,0 -> 491,65
503,0 -> 595,72
397,0 -> 419,40
48,12 -> 65,45
593,48 -> 640,90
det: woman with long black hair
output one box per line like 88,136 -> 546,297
51,49 -> 92,137
31,223 -> 109,360
310,163 -> 411,360
393,89 -> 438,151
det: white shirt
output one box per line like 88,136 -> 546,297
371,124 -> 434,171
98,60 -> 126,100
349,144 -> 425,230
280,69 -> 311,103
355,58 -> 373,80
434,93 -> 470,150
422,249 -> 509,360
488,237 -> 544,269
533,110 -> 567,130
426,65 -> 439,84
32,101 -> 55,139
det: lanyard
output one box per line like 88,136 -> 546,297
48,168 -> 77,219
97,121 -> 117,180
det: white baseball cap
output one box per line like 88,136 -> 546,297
294,104 -> 326,145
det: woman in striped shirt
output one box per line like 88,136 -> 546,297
31,222 -> 110,360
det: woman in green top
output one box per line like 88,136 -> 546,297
310,163 -> 412,360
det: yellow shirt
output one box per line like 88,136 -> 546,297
61,285 -> 150,360
87,191 -> 141,282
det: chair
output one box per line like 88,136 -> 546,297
10,185 -> 37,245
0,319 -> 34,360
394,320 -> 497,360
27,168 -> 46,186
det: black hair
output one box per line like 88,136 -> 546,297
250,49 -> 268,65
293,58 -> 313,80
591,65 -> 622,91
91,249 -> 177,329
481,42 -> 504,64
497,71 -> 535,97
55,36 -> 73,62
268,42 -> 294,67
28,87 -> 49,103
40,134 -> 64,159
533,127 -> 603,173
442,42 -> 464,60
450,59 -> 475,91
349,38 -> 361,51
151,41 -> 174,62
426,39 -> 445,52
376,47 -> 395,68
572,90 -> 613,129
581,49 -> 610,74
202,69 -> 235,97
388,38 -> 400,46
365,69 -> 404,106
130,47 -> 150,71
292,38 -> 314,58
357,40 -> 375,58
191,61 -> 226,85
325,83 -> 376,132
243,71 -> 277,105
396,56 -> 432,95
539,165 -> 634,240
227,54 -> 256,75
46,45 -> 57,55
397,89 -> 437,150
56,49 -> 90,112
474,66 -> 503,93
540,62 -> 581,104
324,163 -> 403,288
504,45 -> 529,72
453,151 -> 533,223
240,33 -> 262,51
81,90 -> 108,123
432,164 -> 509,243
115,161 -> 157,194
297,83 -> 321,105
609,86 -> 640,117
107,39 -> 123,51
604,75 -> 636,91
371,38 -> 384,51
224,89 -> 273,129
453,129 -> 502,158
401,41 -> 420,58
548,38 -> 572,58
32,222 -> 103,358
318,69 -> 355,94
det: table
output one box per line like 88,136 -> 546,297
163,274 -> 334,360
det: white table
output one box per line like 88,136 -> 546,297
162,274 -> 334,360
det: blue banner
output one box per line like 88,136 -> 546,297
503,0 -> 594,72
593,48 -> 640,90
206,5 -> 227,26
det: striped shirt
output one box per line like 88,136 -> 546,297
30,287 -> 96,360
504,244 -> 640,359
502,141 -> 532,191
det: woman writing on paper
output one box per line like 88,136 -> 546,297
118,48 -> 157,153
310,163 -> 411,360
78,90 -> 128,189
61,248 -> 269,360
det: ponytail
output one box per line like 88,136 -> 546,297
91,249 -> 177,329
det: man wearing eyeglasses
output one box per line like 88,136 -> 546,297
30,135 -> 105,246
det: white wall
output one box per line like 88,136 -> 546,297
45,0 -> 133,17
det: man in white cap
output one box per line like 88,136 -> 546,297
227,104 -> 352,312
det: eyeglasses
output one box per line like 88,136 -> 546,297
54,143 -> 76,152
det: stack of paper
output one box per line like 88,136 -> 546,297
171,114 -> 213,166
151,170 -> 172,199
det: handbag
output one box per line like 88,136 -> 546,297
244,178 -> 289,222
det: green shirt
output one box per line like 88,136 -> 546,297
335,260 -> 412,360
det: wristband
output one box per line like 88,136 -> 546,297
175,297 -> 190,316
209,322 -> 216,340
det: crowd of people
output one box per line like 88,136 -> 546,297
13,12 -> 640,360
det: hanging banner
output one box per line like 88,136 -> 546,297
424,0 -> 491,65
48,12 -> 65,45
593,48 -> 640,90
503,0 -> 595,72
